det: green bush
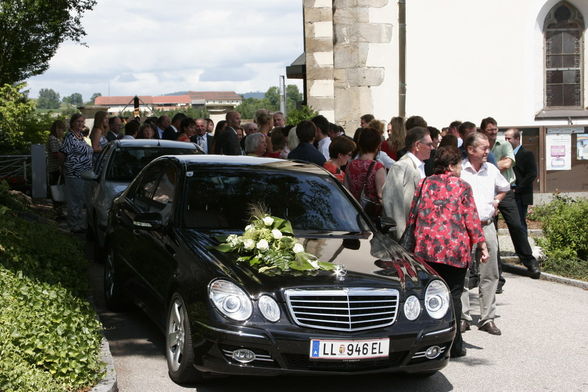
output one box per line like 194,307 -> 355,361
0,185 -> 103,391
286,105 -> 318,126
532,195 -> 588,280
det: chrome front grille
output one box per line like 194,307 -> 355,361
284,288 -> 399,332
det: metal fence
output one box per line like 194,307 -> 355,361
0,154 -> 31,183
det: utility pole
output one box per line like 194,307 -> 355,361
279,75 -> 287,117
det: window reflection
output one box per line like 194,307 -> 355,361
184,170 -> 365,232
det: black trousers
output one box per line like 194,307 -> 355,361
498,190 -> 536,263
426,262 -> 467,354
515,195 -> 529,233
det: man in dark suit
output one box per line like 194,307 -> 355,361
163,113 -> 186,140
505,128 -> 537,233
190,118 -> 213,153
106,116 -> 122,141
155,115 -> 170,139
287,120 -> 326,166
215,111 -> 242,155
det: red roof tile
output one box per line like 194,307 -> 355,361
186,91 -> 242,101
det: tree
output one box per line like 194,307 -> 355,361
37,89 -> 61,109
63,93 -> 83,106
286,84 -> 303,114
286,105 -> 318,126
89,92 -> 102,104
0,83 -> 56,154
235,97 -> 272,119
0,0 -> 96,85
265,87 -> 280,111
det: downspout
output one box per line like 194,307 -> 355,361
398,0 -> 406,117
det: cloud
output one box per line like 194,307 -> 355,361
25,0 -> 304,100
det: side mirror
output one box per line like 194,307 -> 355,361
81,170 -> 99,181
379,216 -> 397,234
132,212 -> 163,230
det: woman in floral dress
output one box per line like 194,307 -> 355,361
405,146 -> 488,358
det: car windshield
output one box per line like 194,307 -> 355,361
106,147 -> 198,181
184,169 -> 367,233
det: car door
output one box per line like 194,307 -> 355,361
87,144 -> 113,229
114,164 -> 163,294
128,162 -> 180,317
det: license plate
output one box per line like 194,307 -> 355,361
309,338 -> 389,359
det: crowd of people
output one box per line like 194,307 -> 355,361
49,107 -> 540,359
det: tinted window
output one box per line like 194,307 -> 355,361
184,170 -> 366,232
106,147 -> 197,181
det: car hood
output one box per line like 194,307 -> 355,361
181,230 -> 437,295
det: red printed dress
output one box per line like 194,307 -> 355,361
406,173 -> 485,268
345,159 -> 384,201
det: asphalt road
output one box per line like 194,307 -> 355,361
88,260 -> 588,392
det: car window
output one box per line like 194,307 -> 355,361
184,170 -> 367,232
106,147 -> 197,182
132,168 -> 162,213
151,167 -> 177,222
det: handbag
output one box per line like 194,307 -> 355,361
50,175 -> 66,202
359,161 -> 382,221
398,178 -> 427,252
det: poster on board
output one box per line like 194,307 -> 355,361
546,134 -> 571,170
577,134 -> 588,160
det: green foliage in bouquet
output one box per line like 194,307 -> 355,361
215,212 -> 336,274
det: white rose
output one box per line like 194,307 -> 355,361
256,239 -> 269,251
293,243 -> 304,254
262,216 -> 274,226
243,239 -> 255,249
271,229 -> 283,239
227,234 -> 239,246
245,224 -> 253,232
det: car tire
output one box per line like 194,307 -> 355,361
166,293 -> 203,385
104,246 -> 129,311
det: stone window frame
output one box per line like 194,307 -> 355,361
543,1 -> 585,109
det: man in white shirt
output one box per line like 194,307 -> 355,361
382,127 -> 433,240
460,132 -> 510,336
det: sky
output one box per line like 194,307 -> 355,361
25,0 -> 304,101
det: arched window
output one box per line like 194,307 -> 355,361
544,2 -> 584,108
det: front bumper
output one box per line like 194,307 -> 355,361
190,320 -> 455,376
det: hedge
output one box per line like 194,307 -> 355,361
530,195 -> 588,281
0,182 -> 103,391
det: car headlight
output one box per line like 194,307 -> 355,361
424,280 -> 450,319
258,295 -> 280,322
404,295 -> 421,321
208,280 -> 252,321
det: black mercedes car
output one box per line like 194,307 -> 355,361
105,155 -> 455,384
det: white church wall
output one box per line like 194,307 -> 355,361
402,0 -> 588,128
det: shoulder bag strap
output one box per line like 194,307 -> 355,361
360,160 -> 376,197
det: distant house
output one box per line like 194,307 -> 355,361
94,95 -> 191,114
185,91 -> 243,116
94,92 -> 242,116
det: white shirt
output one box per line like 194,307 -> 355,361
195,134 -> 208,153
318,137 -> 331,160
376,151 -> 395,169
460,158 -> 510,221
406,152 -> 426,179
